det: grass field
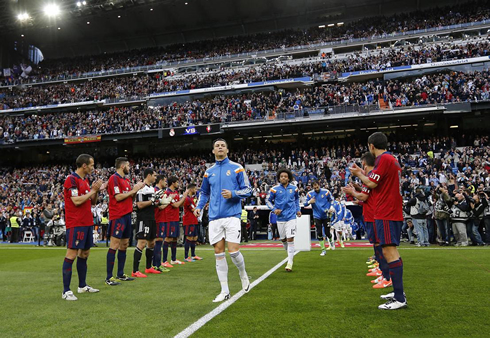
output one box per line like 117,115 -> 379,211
1,243 -> 489,337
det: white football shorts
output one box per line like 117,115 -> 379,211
277,219 -> 297,239
209,217 -> 241,245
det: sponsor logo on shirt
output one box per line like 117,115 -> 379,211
71,189 -> 78,197
114,186 -> 120,194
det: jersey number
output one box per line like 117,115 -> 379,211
76,232 -> 85,240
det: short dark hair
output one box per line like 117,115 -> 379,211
156,175 -> 166,184
168,176 -> 179,186
367,132 -> 388,150
312,180 -> 320,186
76,154 -> 94,168
361,152 -> 375,167
188,183 -> 196,189
143,168 -> 155,179
277,168 -> 293,182
213,138 -> 228,148
115,157 -> 128,169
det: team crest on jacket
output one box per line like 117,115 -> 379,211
114,187 -> 120,194
226,170 -> 231,176
289,189 -> 293,193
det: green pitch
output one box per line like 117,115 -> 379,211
1,244 -> 489,337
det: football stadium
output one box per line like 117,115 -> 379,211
1,0 -> 490,336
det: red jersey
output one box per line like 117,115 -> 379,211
360,180 -> 375,223
63,173 -> 93,229
165,188 -> 181,222
108,173 -> 133,220
183,195 -> 198,225
154,186 -> 167,223
368,152 -> 403,221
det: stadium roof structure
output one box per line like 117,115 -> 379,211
1,0 -> 460,58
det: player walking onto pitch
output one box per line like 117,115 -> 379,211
304,181 -> 335,255
350,132 -> 407,310
194,139 -> 252,303
62,154 -> 103,301
105,157 -> 145,285
330,199 -> 346,248
266,168 -> 301,272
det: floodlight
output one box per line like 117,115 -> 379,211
44,4 -> 61,17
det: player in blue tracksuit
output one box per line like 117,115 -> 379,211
194,139 -> 252,302
266,168 -> 301,272
343,207 -> 356,240
304,181 -> 335,254
331,200 -> 346,248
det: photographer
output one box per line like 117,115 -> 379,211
481,191 -> 490,245
402,202 -> 415,244
408,189 -> 430,247
450,192 -> 470,247
468,193 -> 486,246
434,186 -> 452,246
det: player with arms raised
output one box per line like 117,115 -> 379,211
350,132 -> 407,310
62,154 -> 103,301
266,168 -> 301,272
194,139 -> 252,302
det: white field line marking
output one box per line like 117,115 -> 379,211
174,251 -> 300,338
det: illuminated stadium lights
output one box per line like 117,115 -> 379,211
87,21 -> 90,24
337,22 -> 344,26
450,125 -> 459,128
327,23 -> 335,27
150,8 -> 154,11
17,13 -> 30,21
77,1 -> 82,7
318,25 -> 325,28
44,3 -> 61,17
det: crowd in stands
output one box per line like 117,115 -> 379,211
2,0 -> 489,86
2,67 -> 490,143
2,39 -> 490,110
1,134 -> 489,245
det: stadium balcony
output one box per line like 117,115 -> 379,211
2,18 -> 490,88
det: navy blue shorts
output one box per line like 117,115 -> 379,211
156,222 -> 166,239
184,224 -> 198,237
166,221 -> 180,238
365,221 -> 376,244
66,226 -> 94,250
375,220 -> 402,246
110,214 -> 132,239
